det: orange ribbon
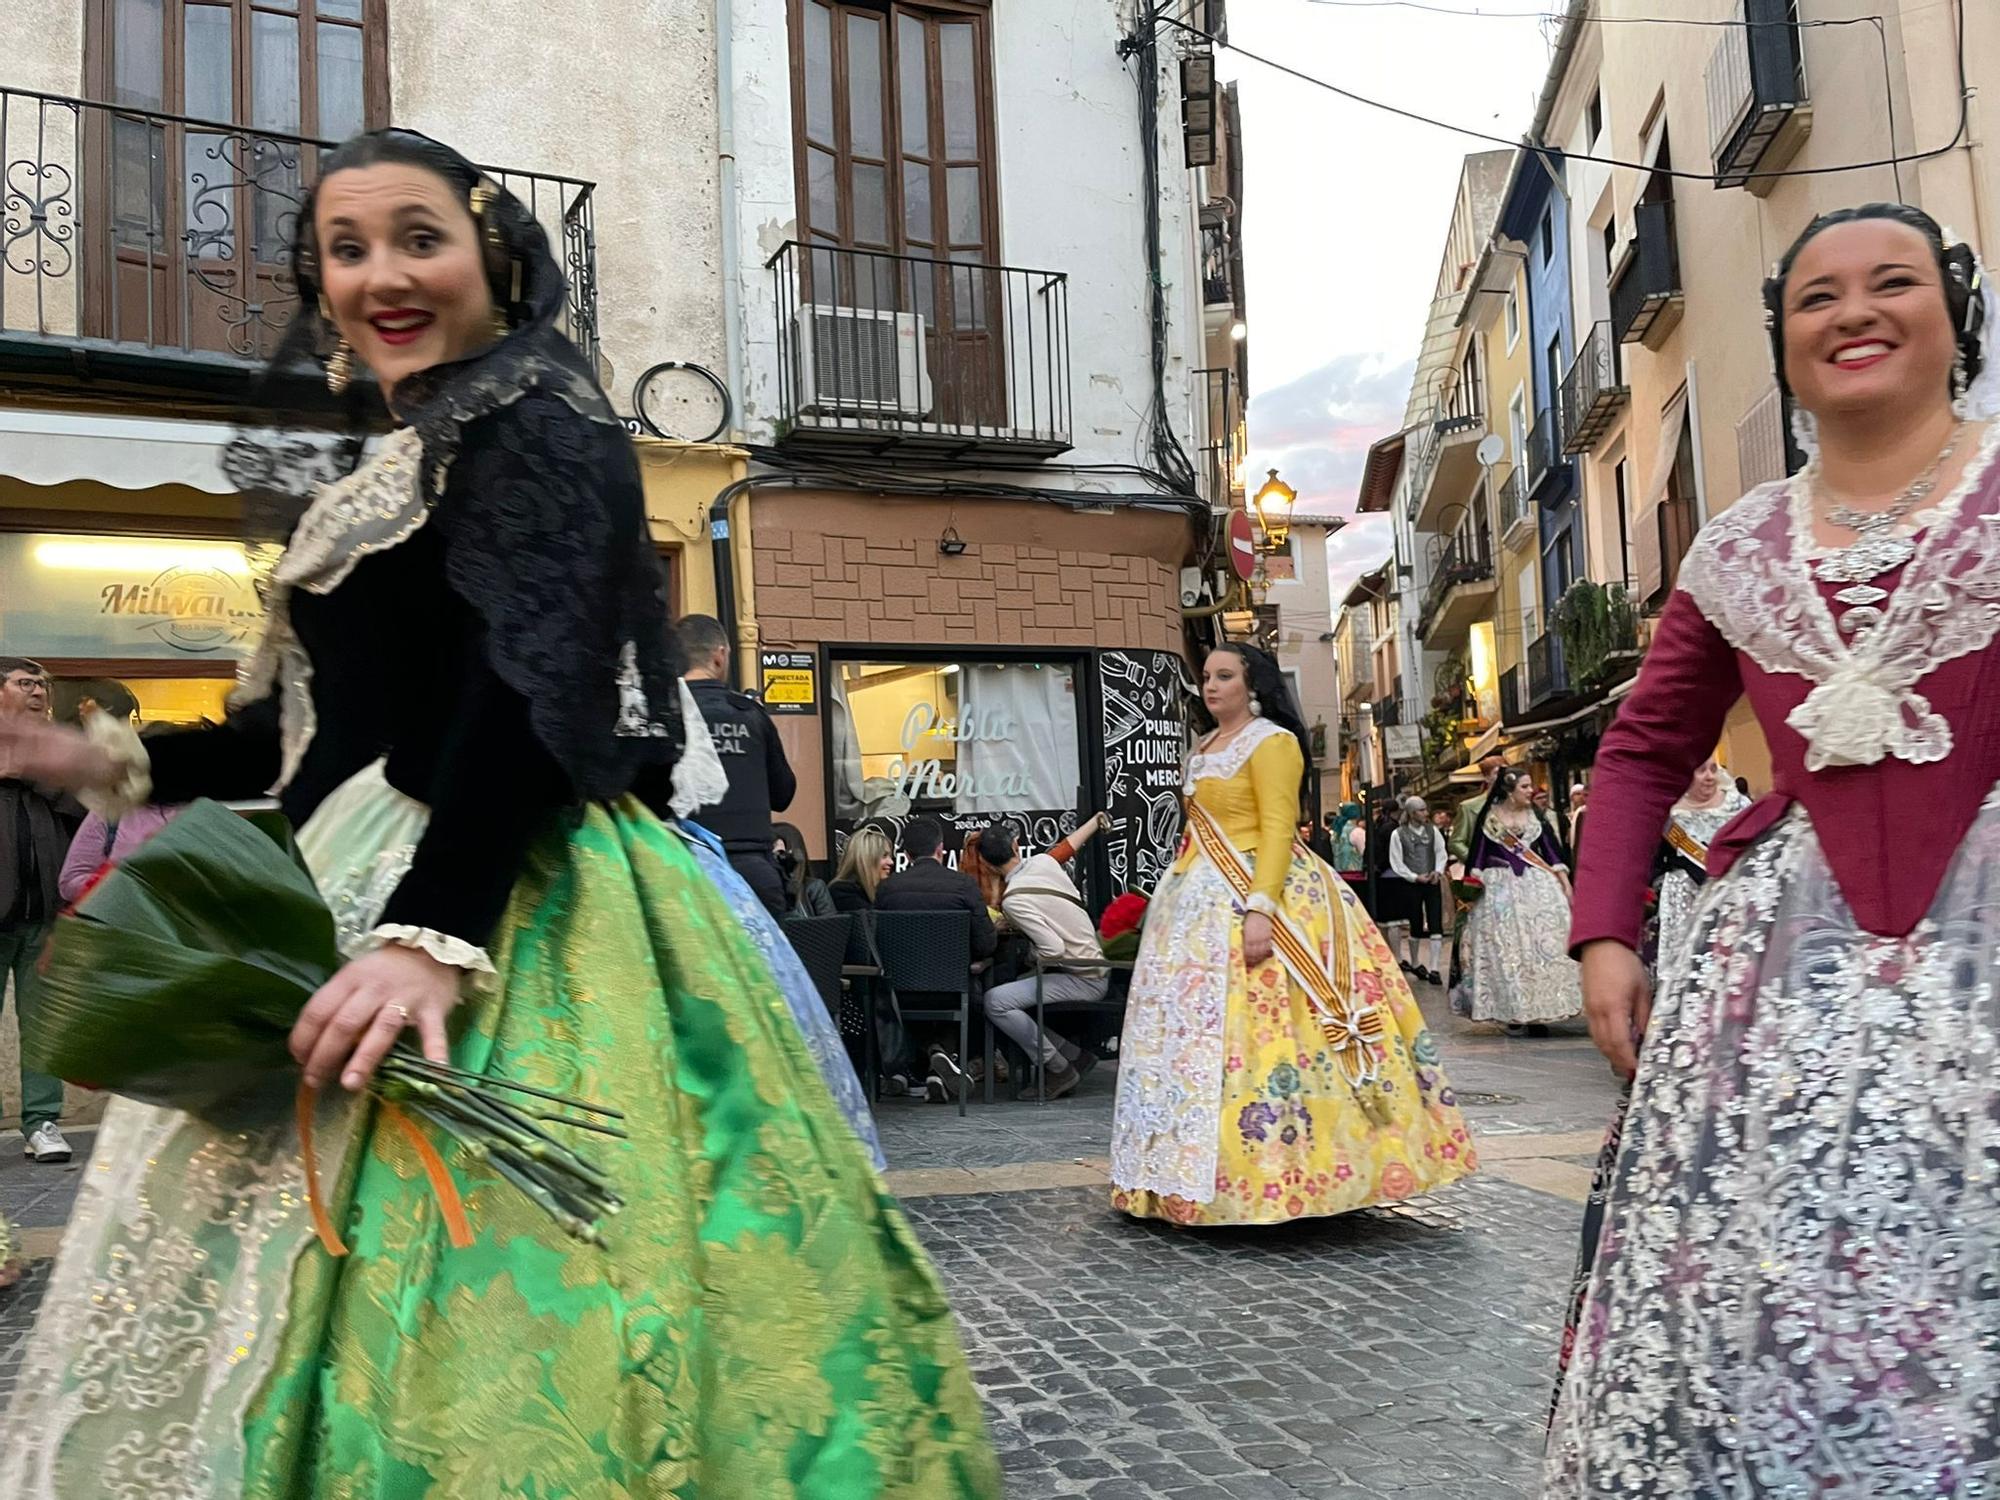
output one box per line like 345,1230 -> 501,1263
296,1083 -> 476,1257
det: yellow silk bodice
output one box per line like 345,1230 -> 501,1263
1175,728 -> 1305,906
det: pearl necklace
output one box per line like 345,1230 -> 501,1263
1809,423 -> 1963,633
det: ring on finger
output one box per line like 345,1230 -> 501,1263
383,1003 -> 410,1027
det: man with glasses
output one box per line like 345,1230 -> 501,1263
0,658 -> 80,1162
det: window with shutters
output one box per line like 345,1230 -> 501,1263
83,0 -> 389,354
789,0 -> 1004,426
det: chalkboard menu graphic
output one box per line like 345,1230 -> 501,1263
1098,649 -> 1191,897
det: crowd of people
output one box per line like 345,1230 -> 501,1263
0,143 -> 1991,1498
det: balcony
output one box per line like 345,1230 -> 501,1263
0,87 -> 597,402
1405,381 -> 1487,532
1196,364 -> 1243,506
1498,464 -> 1534,550
769,241 -> 1071,457
1201,221 -> 1234,309
1526,629 -> 1568,709
1374,680 -> 1403,727
1561,320 -> 1628,454
1499,664 -> 1523,727
1550,578 -> 1641,690
1418,525 -> 1496,647
1706,0 -> 1812,194
1525,405 -> 1573,505
1611,200 -> 1684,351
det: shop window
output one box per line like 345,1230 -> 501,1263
829,656 -> 1083,856
0,530 -> 272,726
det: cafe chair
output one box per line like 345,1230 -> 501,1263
870,910 -> 984,1118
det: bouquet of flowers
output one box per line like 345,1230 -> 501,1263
1449,863 -> 1485,908
24,800 -> 622,1247
1098,891 -> 1149,963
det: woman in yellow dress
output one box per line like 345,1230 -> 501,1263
1110,644 -> 1477,1225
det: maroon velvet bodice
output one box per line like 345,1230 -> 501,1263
1572,433 -> 2000,951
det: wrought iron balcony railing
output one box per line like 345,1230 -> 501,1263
1525,404 -> 1571,502
1196,364 -> 1242,506
0,87 -> 597,386
1611,199 -> 1684,348
1201,221 -> 1233,308
1561,320 -> 1628,454
1526,629 -> 1569,707
768,240 -> 1071,456
1373,690 -> 1401,728
1706,0 -> 1811,190
1498,463 -> 1531,542
1417,524 -> 1494,639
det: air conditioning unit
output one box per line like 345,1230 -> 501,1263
795,305 -> 932,417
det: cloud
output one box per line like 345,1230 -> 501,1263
1245,352 -> 1415,516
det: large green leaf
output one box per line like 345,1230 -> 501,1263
73,800 -> 339,993
24,800 -> 340,1118
24,916 -> 308,1114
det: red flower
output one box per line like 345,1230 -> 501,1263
1099,892 -> 1149,942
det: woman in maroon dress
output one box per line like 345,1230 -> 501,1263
1546,205 -> 2000,1494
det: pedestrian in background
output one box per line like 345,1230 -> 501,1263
1461,766 -> 1581,1034
676,612 -> 798,918
1386,796 -> 1447,984
877,816 -> 997,1101
0,657 -> 78,1164
828,825 -> 893,913
976,814 -> 1109,1100
772,821 -> 834,917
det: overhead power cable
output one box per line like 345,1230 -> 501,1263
1151,0 -> 1969,186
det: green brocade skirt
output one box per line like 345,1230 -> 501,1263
0,768 -> 998,1499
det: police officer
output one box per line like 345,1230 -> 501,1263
676,614 -> 796,917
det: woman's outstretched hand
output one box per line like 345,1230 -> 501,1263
1580,939 -> 1650,1079
291,944 -> 461,1093
0,716 -> 116,794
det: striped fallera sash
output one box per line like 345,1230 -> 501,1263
1183,797 -> 1386,1087
1664,820 -> 1710,870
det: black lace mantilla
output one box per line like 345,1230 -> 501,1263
431,383 -> 686,802
221,132 -> 686,799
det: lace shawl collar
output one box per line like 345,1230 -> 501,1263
1185,716 -> 1289,788
232,395 -> 686,801
1676,419 -> 2000,771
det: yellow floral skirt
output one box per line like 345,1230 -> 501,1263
1110,848 -> 1478,1226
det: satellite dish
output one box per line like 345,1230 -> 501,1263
1476,433 -> 1505,468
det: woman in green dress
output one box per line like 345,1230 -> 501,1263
0,129 -> 996,1499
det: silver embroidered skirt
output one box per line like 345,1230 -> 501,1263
1546,798 -> 2000,1497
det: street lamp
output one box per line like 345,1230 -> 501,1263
1251,468 -> 1296,552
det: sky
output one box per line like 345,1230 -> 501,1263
1223,1 -> 1557,597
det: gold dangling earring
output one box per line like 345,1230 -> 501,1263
326,339 -> 353,395
318,296 -> 352,394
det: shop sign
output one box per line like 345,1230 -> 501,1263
884,701 -> 1031,801
1099,649 -> 1191,896
0,533 -> 270,661
758,650 -> 817,714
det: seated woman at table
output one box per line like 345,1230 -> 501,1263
829,825 -> 894,913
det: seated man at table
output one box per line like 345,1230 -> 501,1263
875,817 -> 997,1100
975,817 -> 1109,1101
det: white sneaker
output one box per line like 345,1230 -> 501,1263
24,1122 -> 71,1163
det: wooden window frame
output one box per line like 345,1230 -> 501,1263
87,0 -> 391,136
79,0 -> 390,351
787,0 -> 999,265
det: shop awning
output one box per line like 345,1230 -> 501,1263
0,409 -> 241,494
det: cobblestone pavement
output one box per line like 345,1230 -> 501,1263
0,983 -> 1619,1495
